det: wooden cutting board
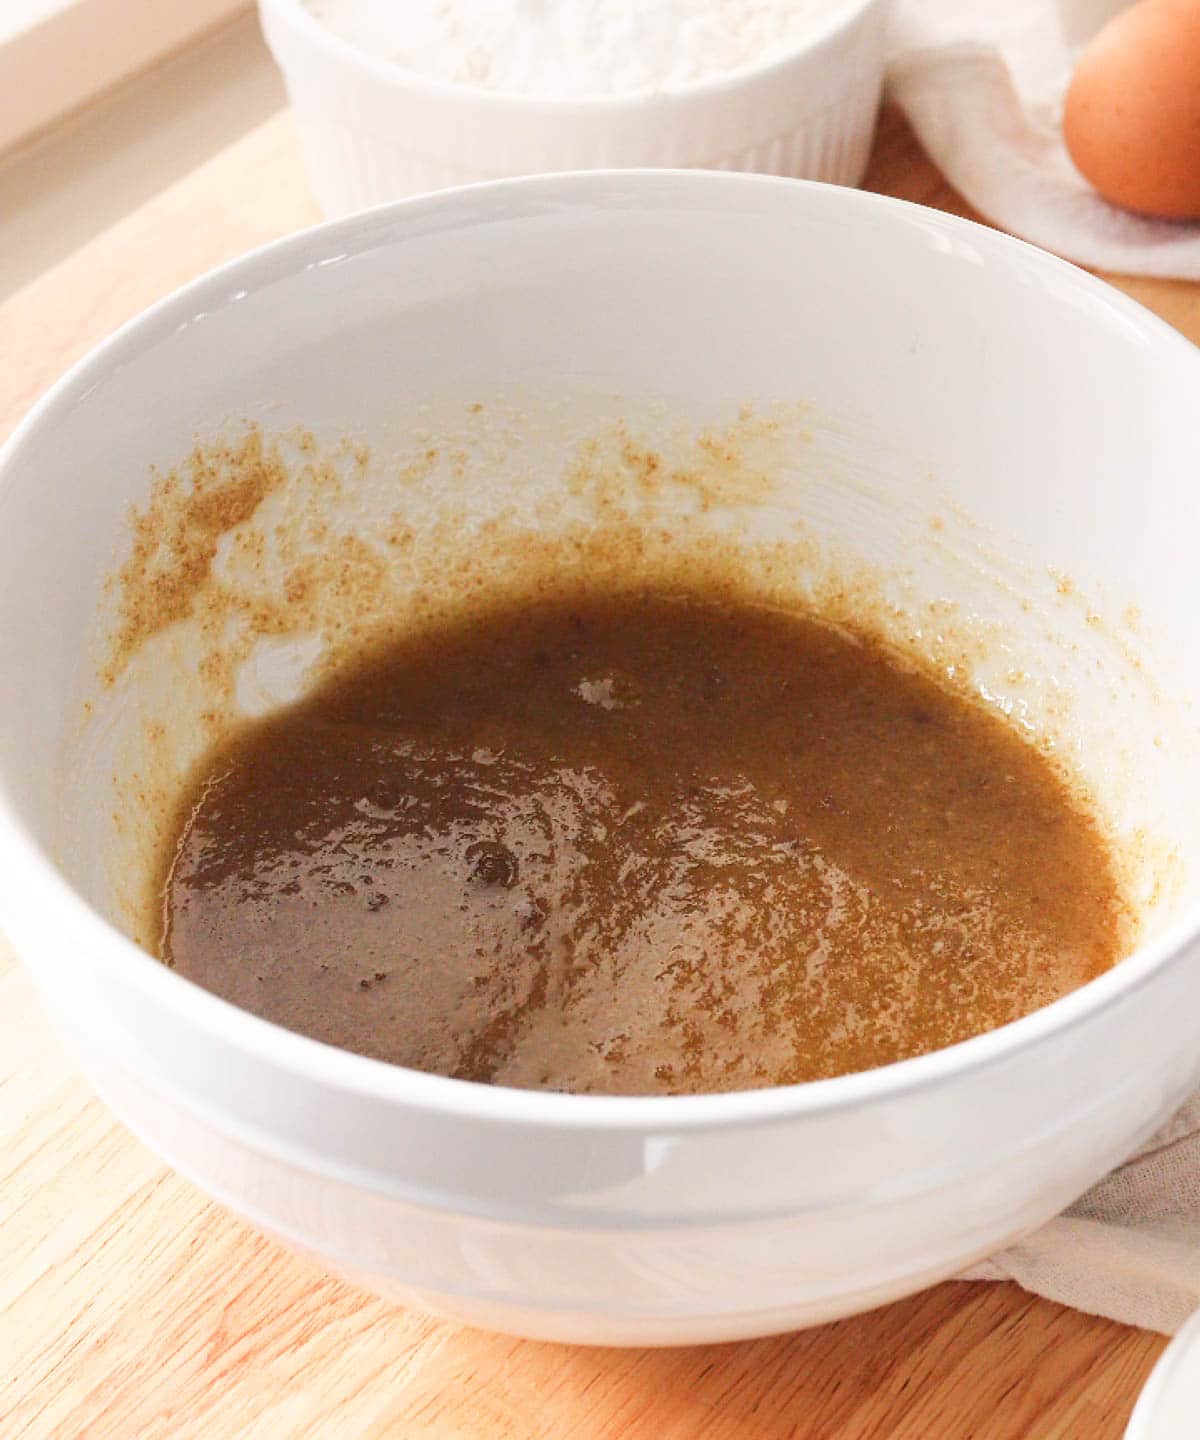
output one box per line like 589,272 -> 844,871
3,104 -> 1197,1440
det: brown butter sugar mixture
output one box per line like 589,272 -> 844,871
160,590 -> 1130,1094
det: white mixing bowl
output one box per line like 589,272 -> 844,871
2,173 -> 1200,1346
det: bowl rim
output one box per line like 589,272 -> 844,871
3,168 -> 1200,1136
259,0 -> 886,111
1125,1303 -> 1200,1439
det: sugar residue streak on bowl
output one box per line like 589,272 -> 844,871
94,398 -> 1157,982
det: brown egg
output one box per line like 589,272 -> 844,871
1063,0 -> 1200,220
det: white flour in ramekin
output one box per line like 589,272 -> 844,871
303,0 -> 846,97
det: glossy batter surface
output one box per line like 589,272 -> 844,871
160,591 -> 1129,1093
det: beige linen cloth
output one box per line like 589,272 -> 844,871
885,0 -> 1200,279
963,1098 -> 1200,1334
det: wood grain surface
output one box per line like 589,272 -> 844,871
3,103 -> 1197,1440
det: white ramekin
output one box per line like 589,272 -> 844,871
258,0 -> 891,215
